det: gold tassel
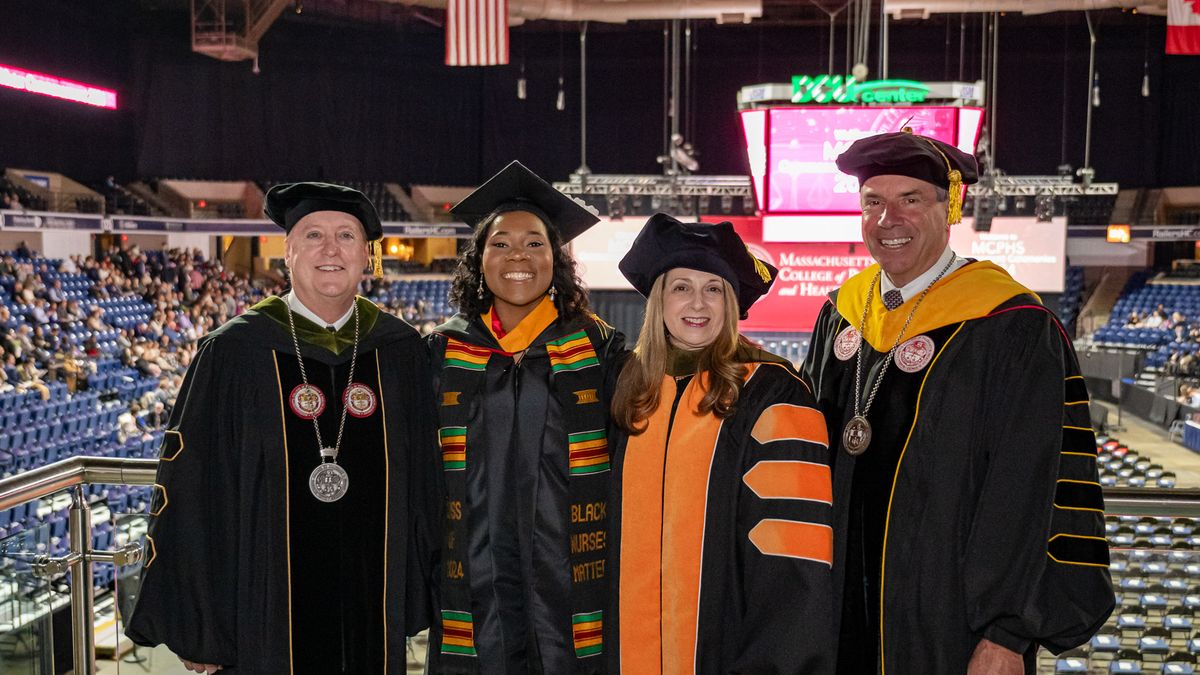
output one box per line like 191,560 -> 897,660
947,169 -> 963,225
921,136 -> 963,225
371,241 -> 384,279
747,246 -> 772,283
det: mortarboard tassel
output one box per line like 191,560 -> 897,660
746,246 -> 772,283
920,136 -> 964,225
371,241 -> 384,279
947,169 -> 963,225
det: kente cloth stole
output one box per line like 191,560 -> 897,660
436,322 -> 610,665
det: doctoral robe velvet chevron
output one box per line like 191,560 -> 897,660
802,262 -> 1114,674
609,354 -> 836,673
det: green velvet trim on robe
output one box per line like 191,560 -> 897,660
252,295 -> 381,355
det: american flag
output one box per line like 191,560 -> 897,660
445,0 -> 509,66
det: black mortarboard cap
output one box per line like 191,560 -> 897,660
450,160 -> 599,242
265,182 -> 383,241
619,213 -> 777,320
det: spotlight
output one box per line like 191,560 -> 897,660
721,195 -> 733,214
1035,194 -> 1055,222
605,194 -> 625,221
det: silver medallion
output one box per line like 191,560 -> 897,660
309,461 -> 349,502
843,415 -> 872,456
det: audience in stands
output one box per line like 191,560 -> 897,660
0,243 -> 454,455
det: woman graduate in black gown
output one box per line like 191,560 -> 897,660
608,214 -> 835,674
426,161 -> 625,674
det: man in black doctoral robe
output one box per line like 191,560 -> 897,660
802,131 -> 1113,674
126,182 -> 440,674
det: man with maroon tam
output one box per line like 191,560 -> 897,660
803,130 -> 1113,674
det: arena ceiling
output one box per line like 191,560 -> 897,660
139,0 -> 1169,32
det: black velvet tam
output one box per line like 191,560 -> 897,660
619,212 -> 777,319
265,182 -> 383,241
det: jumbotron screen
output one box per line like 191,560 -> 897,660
740,106 -> 984,215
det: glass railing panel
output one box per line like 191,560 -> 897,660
0,515 -> 62,675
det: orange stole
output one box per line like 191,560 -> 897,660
619,365 -> 760,673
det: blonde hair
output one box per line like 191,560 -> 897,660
612,274 -> 747,434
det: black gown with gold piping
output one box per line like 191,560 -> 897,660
126,296 -> 440,674
802,261 -> 1114,674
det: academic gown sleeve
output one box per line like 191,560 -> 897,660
799,300 -> 839,407
732,364 -> 836,673
962,306 -> 1114,655
126,336 -> 241,666
403,337 -> 443,636
598,325 -> 628,407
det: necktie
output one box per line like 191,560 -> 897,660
882,289 -> 904,311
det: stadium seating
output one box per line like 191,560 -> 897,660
369,278 -> 453,320
1059,266 -> 1085,333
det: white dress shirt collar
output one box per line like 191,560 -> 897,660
880,246 -> 965,302
286,292 -> 355,330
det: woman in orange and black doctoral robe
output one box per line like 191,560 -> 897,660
608,213 -> 835,674
426,162 -> 626,674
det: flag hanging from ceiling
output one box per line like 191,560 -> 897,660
446,0 -> 509,66
1167,0 -> 1200,55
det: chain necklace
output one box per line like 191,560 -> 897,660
842,254 -> 956,456
286,293 -> 359,502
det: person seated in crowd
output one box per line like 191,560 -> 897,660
16,356 -> 50,400
46,279 -> 64,304
1125,311 -> 1142,328
1142,304 -> 1168,329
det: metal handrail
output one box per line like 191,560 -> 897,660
1102,487 -> 1200,518
0,458 -> 1197,673
0,456 -> 158,675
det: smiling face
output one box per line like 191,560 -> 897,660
284,210 -> 369,316
662,267 -> 728,351
481,210 -> 554,324
860,174 -> 950,288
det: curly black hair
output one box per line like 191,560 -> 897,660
448,211 -> 591,321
